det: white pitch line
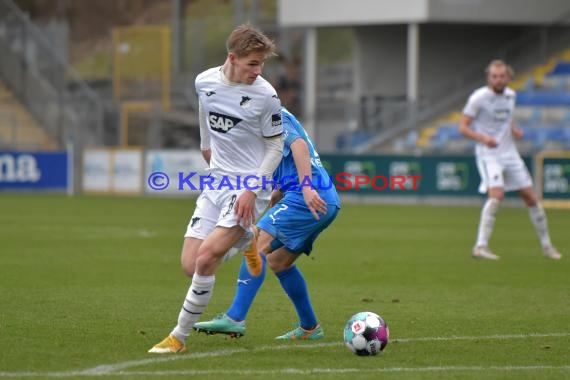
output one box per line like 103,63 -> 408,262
1,332 -> 569,378
83,342 -> 335,375
395,332 -> 570,343
2,365 -> 570,378
91,365 -> 570,376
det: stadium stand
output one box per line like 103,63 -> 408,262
0,80 -> 57,150
418,49 -> 570,154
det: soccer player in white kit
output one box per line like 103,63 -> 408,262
149,24 -> 284,353
459,59 -> 561,261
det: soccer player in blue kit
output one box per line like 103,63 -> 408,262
193,108 -> 341,340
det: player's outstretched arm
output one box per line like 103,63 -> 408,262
511,122 -> 524,139
459,114 -> 497,148
290,139 -> 327,220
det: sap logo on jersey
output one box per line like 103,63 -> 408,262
209,112 -> 242,133
493,108 -> 510,122
0,154 -> 41,183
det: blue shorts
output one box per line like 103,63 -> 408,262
257,195 -> 339,255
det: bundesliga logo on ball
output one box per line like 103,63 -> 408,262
343,311 -> 389,356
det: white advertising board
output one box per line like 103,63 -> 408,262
145,150 -> 208,195
82,148 -> 143,194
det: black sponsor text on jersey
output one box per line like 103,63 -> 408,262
271,113 -> 282,128
209,111 -> 242,133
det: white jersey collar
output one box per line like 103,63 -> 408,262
219,66 -> 241,86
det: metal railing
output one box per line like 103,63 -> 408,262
0,0 -> 104,150
0,109 -> 18,149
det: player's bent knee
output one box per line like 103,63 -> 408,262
268,261 -> 290,273
267,250 -> 297,273
519,188 -> 538,206
488,187 -> 504,201
266,254 -> 284,272
180,262 -> 195,277
195,251 -> 223,274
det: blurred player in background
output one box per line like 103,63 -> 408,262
149,24 -> 284,353
459,59 -> 561,261
193,107 -> 341,340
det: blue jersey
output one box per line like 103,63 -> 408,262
273,109 -> 340,207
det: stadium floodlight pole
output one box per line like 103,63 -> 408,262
66,140 -> 74,197
406,23 -> 420,129
406,23 -> 419,104
248,0 -> 258,26
171,0 -> 182,76
234,0 -> 245,26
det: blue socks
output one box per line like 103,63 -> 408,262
226,255 -> 266,321
226,257 -> 317,330
276,265 -> 317,330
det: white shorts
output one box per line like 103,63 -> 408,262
476,155 -> 533,193
184,187 -> 270,245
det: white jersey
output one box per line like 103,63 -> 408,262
196,67 -> 283,176
463,86 -> 519,158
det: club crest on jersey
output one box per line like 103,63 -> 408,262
209,111 -> 242,133
240,96 -> 252,108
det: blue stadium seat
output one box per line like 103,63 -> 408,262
546,127 -> 564,141
548,62 -> 570,75
522,77 -> 535,91
564,127 -> 570,149
533,129 -> 547,150
404,130 -> 418,148
520,126 -> 538,141
336,130 -> 375,150
541,74 -> 570,91
429,124 -> 465,151
431,127 -> 449,149
516,91 -> 570,106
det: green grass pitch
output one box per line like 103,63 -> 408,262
0,194 -> 569,379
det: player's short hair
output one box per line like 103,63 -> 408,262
485,59 -> 515,79
226,24 -> 277,58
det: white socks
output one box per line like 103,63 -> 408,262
476,199 -> 553,249
475,198 -> 500,247
528,203 -> 552,248
172,274 -> 215,342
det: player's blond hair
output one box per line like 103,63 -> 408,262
485,59 -> 515,79
226,24 -> 277,58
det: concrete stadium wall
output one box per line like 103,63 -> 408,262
355,24 -> 527,98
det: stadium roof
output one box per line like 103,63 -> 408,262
278,0 -> 570,27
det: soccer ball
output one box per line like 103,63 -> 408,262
343,311 -> 389,356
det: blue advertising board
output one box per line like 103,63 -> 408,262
0,151 -> 68,190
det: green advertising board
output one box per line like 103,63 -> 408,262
319,154 -> 533,198
536,152 -> 570,208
